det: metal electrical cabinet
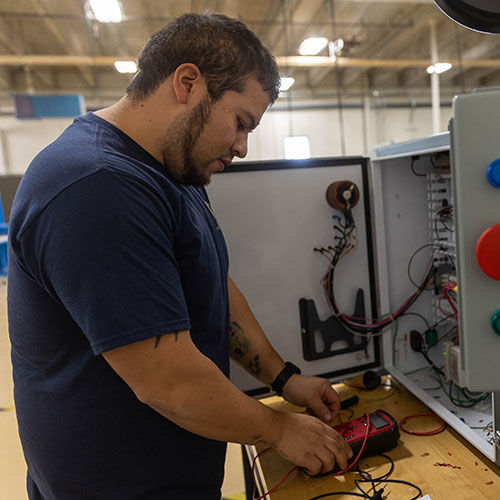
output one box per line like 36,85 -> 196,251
207,88 -> 500,467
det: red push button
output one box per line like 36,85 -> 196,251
476,224 -> 500,280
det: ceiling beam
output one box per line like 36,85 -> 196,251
30,0 -> 95,88
342,6 -> 435,89
4,54 -> 500,70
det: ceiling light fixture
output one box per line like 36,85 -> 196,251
298,37 -> 328,56
280,77 -> 295,92
114,60 -> 137,73
332,38 -> 344,54
426,62 -> 452,74
327,42 -> 337,62
88,0 -> 123,23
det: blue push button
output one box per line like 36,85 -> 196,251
487,159 -> 500,188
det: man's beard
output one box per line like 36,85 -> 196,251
162,95 -> 215,187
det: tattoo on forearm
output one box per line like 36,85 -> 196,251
229,321 -> 262,377
230,321 -> 249,359
248,354 -> 261,377
154,331 -> 179,348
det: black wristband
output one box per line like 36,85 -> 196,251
270,361 -> 301,396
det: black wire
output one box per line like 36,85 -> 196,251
308,453 -> 422,500
308,493 -> 367,499
420,350 -> 444,377
428,314 -> 456,331
354,453 -> 394,483
398,312 -> 431,331
375,479 -> 423,500
410,156 -> 427,177
407,243 -> 436,291
435,324 -> 457,345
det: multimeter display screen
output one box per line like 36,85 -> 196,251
370,413 -> 390,429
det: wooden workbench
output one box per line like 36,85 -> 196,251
246,377 -> 500,500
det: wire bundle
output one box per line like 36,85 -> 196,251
315,209 -> 435,337
307,454 -> 423,500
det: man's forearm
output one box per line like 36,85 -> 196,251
228,276 -> 285,386
104,331 -> 351,474
145,348 -> 284,447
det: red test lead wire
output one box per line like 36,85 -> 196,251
251,413 -> 371,499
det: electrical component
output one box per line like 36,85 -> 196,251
433,263 -> 455,294
308,410 -> 400,477
425,328 -> 438,346
432,152 -> 451,177
442,340 -> 453,381
339,390 -> 359,409
410,330 -> 423,352
325,180 -> 360,211
443,341 -> 467,387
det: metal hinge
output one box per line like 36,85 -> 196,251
494,430 -> 500,450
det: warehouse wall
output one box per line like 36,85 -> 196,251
0,105 -> 453,174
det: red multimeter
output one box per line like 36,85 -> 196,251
306,409 -> 400,477
335,409 -> 399,457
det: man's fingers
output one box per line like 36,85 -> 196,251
324,430 -> 353,469
307,396 -> 333,423
304,457 -> 323,476
324,440 -> 349,470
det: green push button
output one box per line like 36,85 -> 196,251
491,310 -> 500,335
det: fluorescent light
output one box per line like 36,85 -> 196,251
298,37 -> 328,56
332,38 -> 344,53
327,42 -> 337,62
88,0 -> 123,23
284,136 -> 311,160
435,62 -> 452,74
280,77 -> 295,92
427,62 -> 452,75
114,60 -> 137,73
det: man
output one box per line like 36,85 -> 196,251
8,12 -> 352,500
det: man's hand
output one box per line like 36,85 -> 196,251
271,412 -> 352,475
281,374 -> 341,423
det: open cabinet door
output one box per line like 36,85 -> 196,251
451,88 -> 500,392
207,157 -> 381,395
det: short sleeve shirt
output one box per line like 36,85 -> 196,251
8,112 -> 230,500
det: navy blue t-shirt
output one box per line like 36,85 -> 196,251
8,112 -> 230,500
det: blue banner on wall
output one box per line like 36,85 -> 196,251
13,94 -> 85,119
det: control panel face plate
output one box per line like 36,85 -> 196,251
451,89 -> 500,390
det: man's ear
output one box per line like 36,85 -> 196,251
172,63 -> 205,105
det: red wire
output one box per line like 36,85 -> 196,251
399,412 -> 447,436
328,412 -> 370,477
250,413 -> 371,499
251,448 -> 299,500
440,282 -> 459,342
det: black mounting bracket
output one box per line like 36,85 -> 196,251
299,288 -> 368,361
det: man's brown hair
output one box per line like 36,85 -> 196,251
127,12 -> 280,104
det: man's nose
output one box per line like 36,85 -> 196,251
231,133 -> 248,159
